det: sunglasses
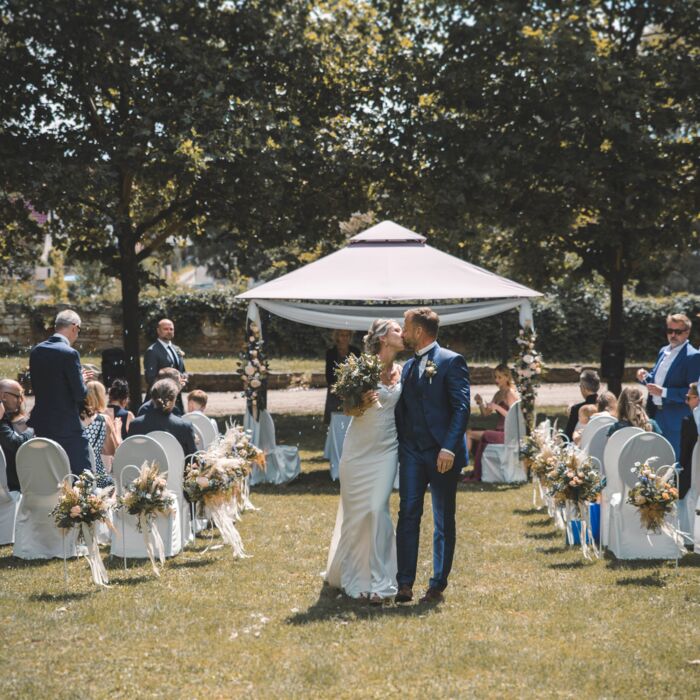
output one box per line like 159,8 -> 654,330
666,328 -> 687,336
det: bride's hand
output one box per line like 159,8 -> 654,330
360,390 -> 379,408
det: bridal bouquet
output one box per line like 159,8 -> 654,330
120,462 -> 175,576
331,352 -> 382,416
51,470 -> 116,586
626,460 -> 679,533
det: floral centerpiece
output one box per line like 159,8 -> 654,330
51,470 -> 116,586
237,320 -> 269,421
331,352 -> 382,417
512,323 -> 544,432
120,462 -> 175,576
626,460 -> 680,533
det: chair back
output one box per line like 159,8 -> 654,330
0,445 -> 10,503
602,427 -> 643,495
183,413 -> 218,449
112,435 -> 168,496
580,415 -> 615,451
617,432 -> 676,492
15,438 -> 71,515
503,400 -> 526,448
148,431 -> 186,493
691,440 -> 700,493
583,420 -> 615,466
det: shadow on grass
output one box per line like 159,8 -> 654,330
114,574 -> 155,586
524,531 -> 559,541
459,482 -> 524,493
537,546 -> 570,555
513,507 -> 542,516
0,555 -> 55,570
29,591 -> 92,602
548,560 -> 586,570
169,558 -> 214,569
678,552 -> 700,567
526,518 -> 553,528
254,468 -> 340,496
616,573 -> 667,587
287,585 -> 442,626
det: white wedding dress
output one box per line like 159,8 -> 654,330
324,381 -> 400,599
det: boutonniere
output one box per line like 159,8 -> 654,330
425,360 -> 438,383
177,348 -> 185,358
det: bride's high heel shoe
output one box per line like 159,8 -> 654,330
369,593 -> 383,606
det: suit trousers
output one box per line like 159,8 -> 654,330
42,432 -> 92,476
396,442 -> 459,591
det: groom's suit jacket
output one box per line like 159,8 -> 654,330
395,343 -> 470,468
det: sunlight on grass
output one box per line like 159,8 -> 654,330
0,415 -> 698,697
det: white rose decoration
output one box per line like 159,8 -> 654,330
245,364 -> 256,376
250,379 -> 261,388
522,354 -> 534,363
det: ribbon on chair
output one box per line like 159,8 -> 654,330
137,505 -> 173,577
80,523 -> 111,587
202,491 -> 249,559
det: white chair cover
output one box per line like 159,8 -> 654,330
109,435 -> 181,559
600,427 -> 644,547
13,438 -> 78,559
323,413 -> 352,481
481,400 -> 526,483
183,412 -> 219,449
148,430 -> 192,548
579,415 -> 615,452
0,445 -> 21,545
678,440 -> 699,542
245,409 -> 301,485
608,432 -> 679,559
582,420 -> 615,468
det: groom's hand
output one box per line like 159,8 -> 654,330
436,449 -> 454,473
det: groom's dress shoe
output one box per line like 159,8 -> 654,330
419,587 -> 444,604
395,585 -> 413,603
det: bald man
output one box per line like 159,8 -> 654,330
143,319 -> 187,412
0,379 -> 34,492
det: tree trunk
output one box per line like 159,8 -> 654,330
604,266 -> 626,396
117,224 -> 143,409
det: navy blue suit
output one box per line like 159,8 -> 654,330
395,343 -> 470,591
27,334 -> 91,475
644,342 -> 700,458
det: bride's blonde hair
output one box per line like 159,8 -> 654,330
363,319 -> 394,354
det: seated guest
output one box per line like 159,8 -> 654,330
81,381 -> 120,487
573,404 -> 598,445
678,383 -> 699,500
138,368 -> 185,416
0,379 -> 34,492
129,379 -> 197,457
464,364 -> 519,482
564,369 -> 600,441
187,389 -> 218,432
594,391 -> 618,419
607,386 -> 662,437
324,329 -> 360,424
106,378 -> 134,440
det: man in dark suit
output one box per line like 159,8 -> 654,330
678,382 -> 699,501
637,313 -> 700,458
138,368 -> 184,417
128,379 -> 197,457
143,319 -> 187,412
27,309 -> 93,475
0,379 -> 34,492
564,369 -> 600,441
395,307 -> 470,604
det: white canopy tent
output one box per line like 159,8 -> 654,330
237,220 -> 542,328
235,221 -> 542,484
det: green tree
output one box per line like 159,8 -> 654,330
0,0 -> 383,401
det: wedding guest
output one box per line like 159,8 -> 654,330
636,313 -> 700,459
564,369 -> 600,441
678,383 -> 699,500
594,391 -> 618,419
464,364 -> 519,482
138,367 -> 185,417
128,379 -> 197,456
187,389 -> 218,432
144,318 -> 187,412
324,329 -> 360,424
106,378 -> 134,440
0,379 -> 30,433
81,381 -> 120,487
0,380 -> 34,492
27,309 -> 94,475
573,404 -> 598,446
607,386 -> 662,437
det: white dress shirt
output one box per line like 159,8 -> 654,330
415,340 -> 438,377
158,338 -> 180,366
651,340 -> 687,406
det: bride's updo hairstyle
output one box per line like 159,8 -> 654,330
363,319 -> 394,354
150,379 -> 179,415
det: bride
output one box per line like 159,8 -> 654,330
324,319 -> 404,604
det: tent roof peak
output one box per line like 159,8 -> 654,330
349,220 -> 426,244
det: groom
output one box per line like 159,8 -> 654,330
395,307 -> 470,604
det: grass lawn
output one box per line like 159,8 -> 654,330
1,416 -> 699,697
